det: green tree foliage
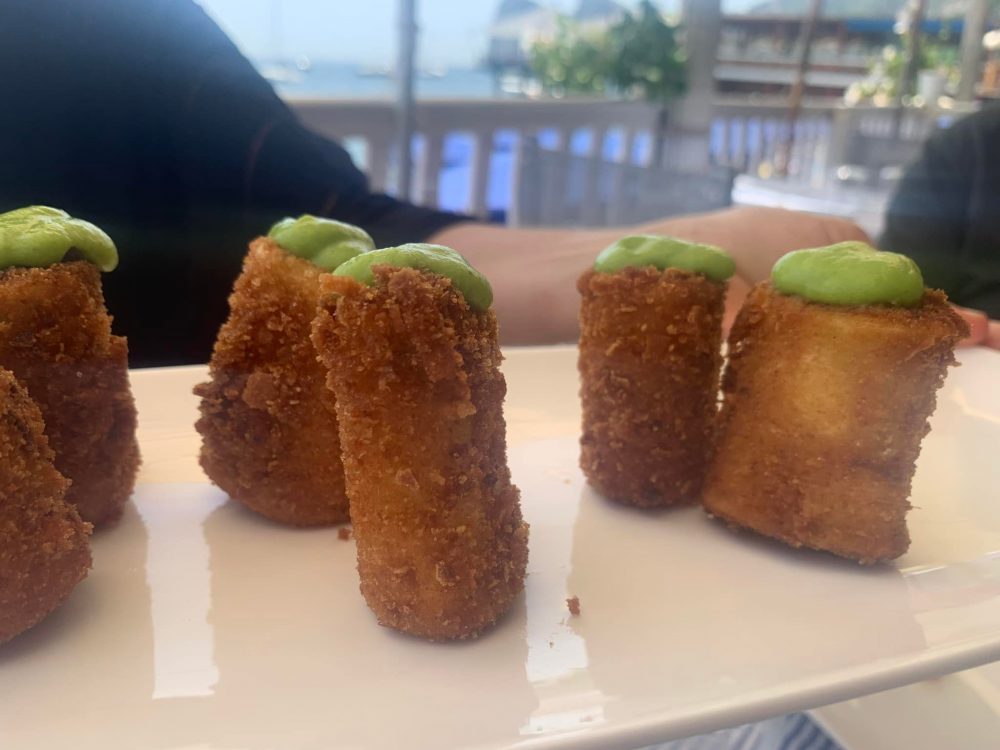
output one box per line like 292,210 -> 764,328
846,28 -> 961,104
604,1 -> 687,102
530,1 -> 687,102
529,17 -> 609,95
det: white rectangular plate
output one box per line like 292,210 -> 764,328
1,346 -> 998,750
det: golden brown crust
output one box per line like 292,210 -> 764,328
195,238 -> 349,527
577,267 -> 726,507
703,283 -> 969,564
311,266 -> 528,640
566,596 -> 581,616
0,367 -> 91,644
0,261 -> 140,526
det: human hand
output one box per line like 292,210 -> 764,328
434,208 -> 868,346
953,306 -> 1000,350
635,206 -> 870,285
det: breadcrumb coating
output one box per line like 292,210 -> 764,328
0,367 -> 91,644
312,266 -> 529,640
577,267 -> 726,507
703,283 -> 968,564
0,261 -> 139,526
195,238 -> 349,526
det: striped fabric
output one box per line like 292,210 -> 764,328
644,713 -> 842,750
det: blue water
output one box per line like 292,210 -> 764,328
269,60 -> 497,99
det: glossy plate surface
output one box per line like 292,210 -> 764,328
2,346 -> 999,750
813,661 -> 1000,750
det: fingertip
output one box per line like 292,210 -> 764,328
986,320 -> 1000,351
953,306 -> 988,347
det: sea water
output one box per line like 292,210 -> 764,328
265,60 -> 497,99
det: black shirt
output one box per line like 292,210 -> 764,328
0,0 -> 465,365
880,106 -> 1000,318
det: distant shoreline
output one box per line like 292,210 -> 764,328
256,59 -> 500,99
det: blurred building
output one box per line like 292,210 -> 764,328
575,0 -> 627,24
486,0 -> 970,100
718,0 -> 966,98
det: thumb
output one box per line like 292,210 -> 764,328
952,305 -> 989,347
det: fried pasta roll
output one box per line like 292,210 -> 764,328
578,235 -> 734,508
0,367 -> 92,644
0,206 -> 139,526
703,242 -> 968,564
195,216 -> 374,526
311,244 -> 529,640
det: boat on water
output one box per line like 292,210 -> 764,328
355,64 -> 450,79
356,64 -> 391,78
260,61 -> 306,84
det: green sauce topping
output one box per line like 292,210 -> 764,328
594,234 -> 735,282
333,243 -> 493,312
0,206 -> 118,272
268,215 -> 375,271
771,241 -> 924,307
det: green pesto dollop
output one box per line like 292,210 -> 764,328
332,243 -> 493,312
594,234 -> 735,282
268,215 -> 375,271
0,206 -> 118,272
771,241 -> 924,307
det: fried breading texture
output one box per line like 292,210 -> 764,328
0,367 -> 92,644
703,283 -> 968,564
195,238 -> 348,526
577,267 -> 726,507
311,266 -> 529,640
0,262 -> 139,526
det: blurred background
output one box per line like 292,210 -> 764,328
199,0 -> 1000,238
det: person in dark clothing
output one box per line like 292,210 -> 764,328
0,0 -> 900,365
881,106 -> 1000,329
1,0 -> 464,365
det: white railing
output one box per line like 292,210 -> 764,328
291,97 -> 663,218
711,97 -> 835,182
289,96 -> 976,223
711,97 -> 975,183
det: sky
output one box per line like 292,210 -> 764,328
196,1 -> 750,68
